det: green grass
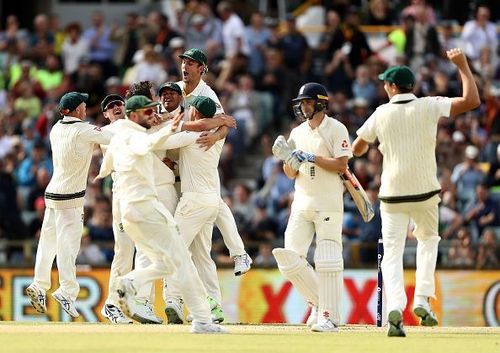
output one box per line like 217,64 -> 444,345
0,323 -> 498,353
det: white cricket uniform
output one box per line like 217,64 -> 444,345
177,79 -> 246,259
97,119 -> 212,323
356,93 -> 452,314
155,129 -> 225,305
284,115 -> 352,324
134,119 -> 180,302
101,120 -> 136,308
34,116 -> 111,302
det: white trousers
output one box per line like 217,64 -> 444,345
380,196 -> 441,314
165,192 -> 222,304
105,196 -> 135,307
135,184 -> 178,301
285,209 -> 343,256
33,206 -> 84,301
215,199 -> 246,257
120,198 -> 211,323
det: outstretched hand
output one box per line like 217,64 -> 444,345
170,112 -> 184,131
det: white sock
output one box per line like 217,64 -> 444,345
414,295 -> 428,307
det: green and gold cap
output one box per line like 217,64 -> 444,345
378,65 -> 416,88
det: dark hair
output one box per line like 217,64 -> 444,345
396,86 -> 413,94
125,81 -> 153,99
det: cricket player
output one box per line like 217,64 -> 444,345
352,48 -> 480,337
98,94 -> 137,324
156,96 -> 228,325
123,81 -> 236,323
176,48 -> 252,278
272,82 -> 352,332
26,92 -> 112,318
96,95 -> 226,333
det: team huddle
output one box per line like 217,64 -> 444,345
24,46 -> 479,336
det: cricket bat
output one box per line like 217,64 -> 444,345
340,168 -> 375,222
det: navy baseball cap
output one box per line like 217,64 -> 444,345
101,94 -> 125,112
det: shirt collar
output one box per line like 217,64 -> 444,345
178,79 -> 206,98
123,118 -> 147,132
62,116 -> 82,122
306,114 -> 329,131
389,93 -> 417,103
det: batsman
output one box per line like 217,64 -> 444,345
272,82 -> 352,332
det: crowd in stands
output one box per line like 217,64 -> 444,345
0,0 -> 498,270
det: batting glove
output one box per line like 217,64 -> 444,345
292,150 -> 315,163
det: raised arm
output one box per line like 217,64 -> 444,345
447,48 -> 481,118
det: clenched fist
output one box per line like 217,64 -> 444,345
446,48 -> 468,68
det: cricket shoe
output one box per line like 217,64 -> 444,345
165,298 -> 184,324
101,304 -> 133,324
387,310 -> 406,337
306,305 -> 318,328
413,303 -> 438,327
52,291 -> 79,318
208,296 -> 225,323
26,283 -> 46,314
234,253 -> 252,276
133,300 -> 163,324
117,278 -> 139,322
311,317 -> 339,332
191,321 -> 228,334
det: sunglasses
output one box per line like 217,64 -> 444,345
105,100 -> 124,110
138,108 -> 155,116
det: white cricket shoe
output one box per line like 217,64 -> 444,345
52,291 -> 79,318
26,283 -> 46,314
191,321 -> 228,334
132,300 -> 163,324
306,305 -> 318,328
117,278 -> 138,321
101,304 -> 133,324
311,317 -> 339,332
165,298 -> 184,324
234,253 -> 252,276
413,302 -> 438,327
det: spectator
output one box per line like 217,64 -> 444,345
61,22 -> 89,76
404,4 -> 441,71
341,7 -> 372,69
476,228 -> 499,269
28,196 -> 45,239
451,145 -> 485,209
110,12 -> 152,70
216,1 -> 249,59
447,227 -> 475,268
125,45 -> 167,87
148,11 -> 182,55
30,14 -> 54,65
82,11 -> 116,77
15,140 -> 52,188
484,144 -> 500,189
13,81 -> 42,120
253,242 -> 277,267
244,11 -> 271,76
35,53 -> 67,100
352,64 -> 377,106
460,5 -> 497,61
365,0 -> 395,26
402,0 -> 437,26
77,228 -> 107,265
464,183 -> 499,238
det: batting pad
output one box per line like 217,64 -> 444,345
273,248 -> 319,305
314,240 -> 343,324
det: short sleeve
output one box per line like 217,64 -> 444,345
428,96 -> 452,120
332,122 -> 352,159
356,110 -> 378,143
80,124 -> 112,145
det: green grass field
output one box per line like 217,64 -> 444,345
0,323 -> 498,353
